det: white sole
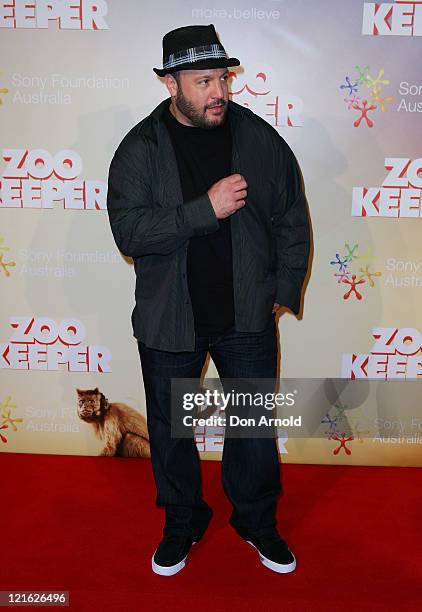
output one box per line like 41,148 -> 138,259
246,540 -> 297,573
151,541 -> 197,576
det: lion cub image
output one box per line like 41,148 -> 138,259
76,387 -> 150,458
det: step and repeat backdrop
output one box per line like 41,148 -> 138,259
0,0 -> 421,466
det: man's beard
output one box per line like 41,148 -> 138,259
175,88 -> 227,129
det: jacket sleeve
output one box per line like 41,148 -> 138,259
106,133 -> 220,257
272,140 -> 311,315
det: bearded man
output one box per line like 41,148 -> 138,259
107,24 -> 311,577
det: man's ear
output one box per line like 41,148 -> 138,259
164,73 -> 178,97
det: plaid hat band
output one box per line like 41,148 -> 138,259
163,43 -> 229,70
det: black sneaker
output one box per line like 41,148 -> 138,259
151,535 -> 196,576
246,531 -> 296,573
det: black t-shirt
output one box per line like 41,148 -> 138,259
162,104 -> 235,336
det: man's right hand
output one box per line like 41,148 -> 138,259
207,174 -> 248,219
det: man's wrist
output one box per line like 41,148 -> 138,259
183,193 -> 219,237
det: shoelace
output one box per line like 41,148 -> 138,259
161,534 -> 193,553
254,532 -> 288,551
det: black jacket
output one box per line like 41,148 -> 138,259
107,97 -> 310,351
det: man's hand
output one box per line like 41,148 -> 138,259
272,302 -> 281,313
207,174 -> 248,219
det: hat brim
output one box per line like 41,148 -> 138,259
153,57 -> 240,77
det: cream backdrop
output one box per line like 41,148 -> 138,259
0,0 -> 421,466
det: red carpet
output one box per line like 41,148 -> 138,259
2,453 -> 421,611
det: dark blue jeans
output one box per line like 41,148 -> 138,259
137,314 -> 281,541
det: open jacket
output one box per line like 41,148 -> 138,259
107,97 -> 311,351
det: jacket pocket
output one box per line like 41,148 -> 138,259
136,255 -> 161,299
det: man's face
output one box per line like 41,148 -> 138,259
167,68 -> 230,129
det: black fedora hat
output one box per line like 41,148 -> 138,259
153,24 -> 240,77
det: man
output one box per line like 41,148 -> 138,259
107,24 -> 310,576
